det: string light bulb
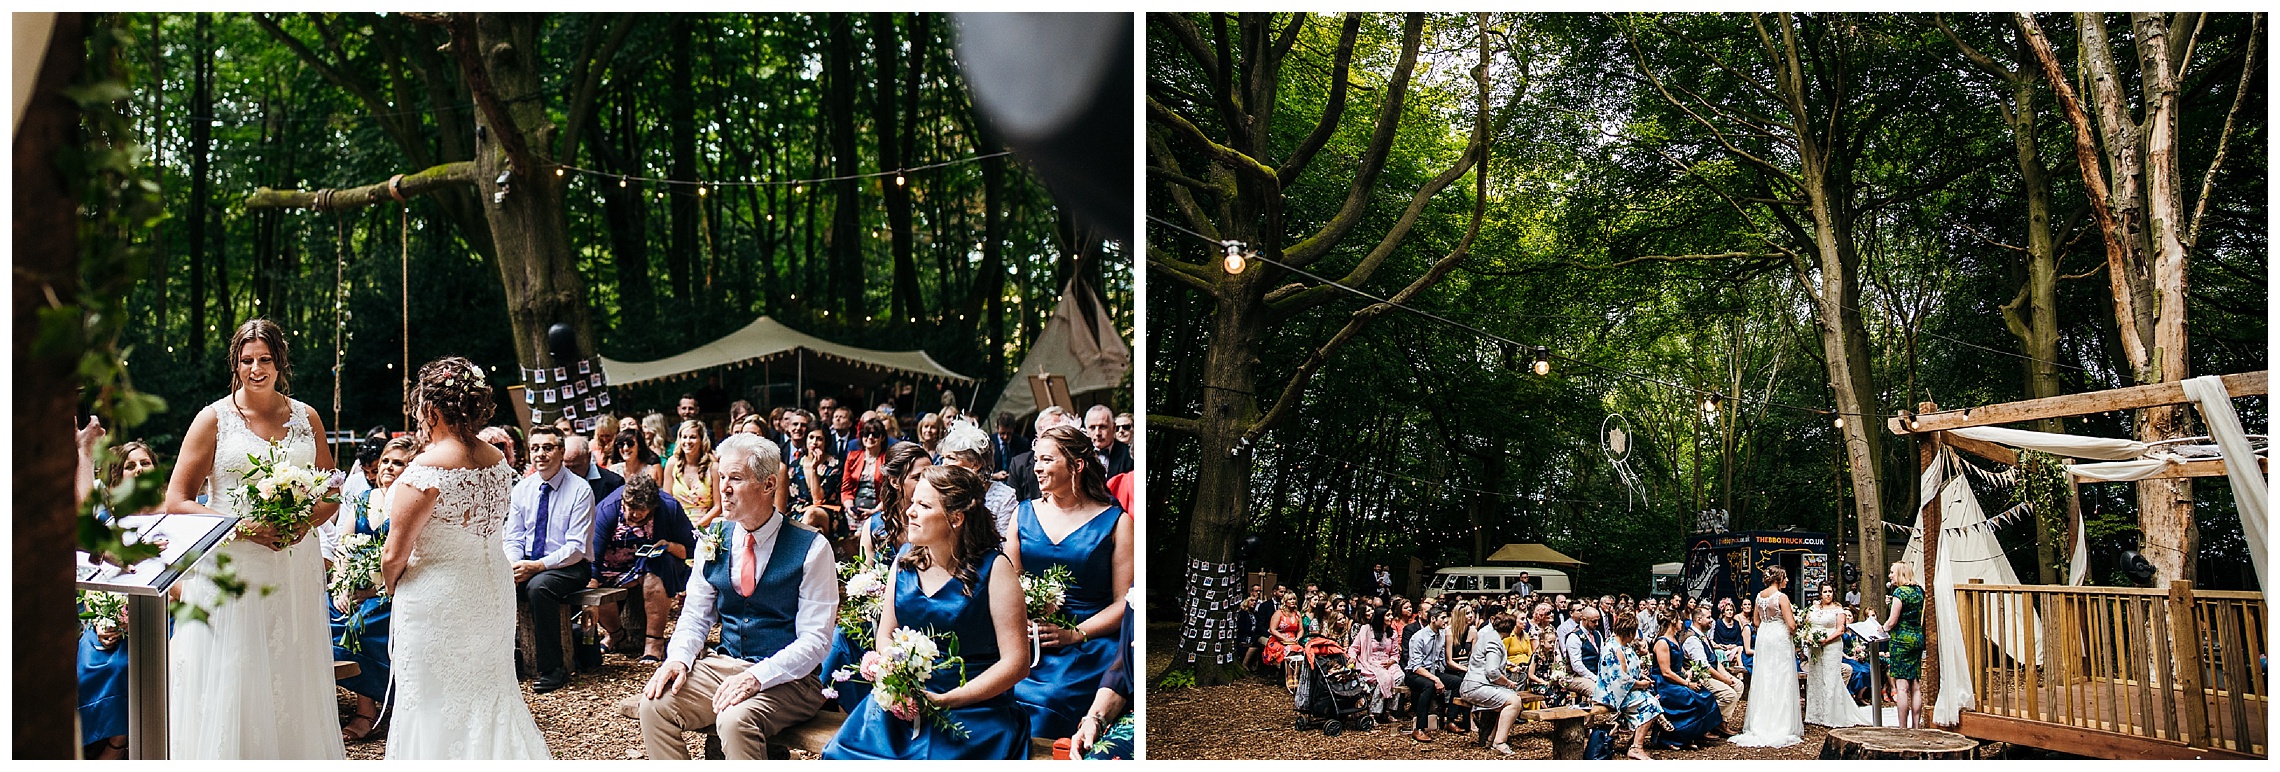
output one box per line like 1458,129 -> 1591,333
1532,346 -> 1551,376
894,173 -> 906,187
555,167 -> 565,178
619,176 -> 628,188
1833,415 -> 1845,430
697,185 -> 708,197
1700,392 -> 1722,417
1221,240 -> 1248,275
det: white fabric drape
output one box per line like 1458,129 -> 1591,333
2183,375 -> 2267,590
1931,472 -> 1979,726
1949,425 -> 2146,460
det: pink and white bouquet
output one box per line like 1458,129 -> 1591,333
329,531 -> 388,652
1021,564 -> 1078,628
825,627 -> 969,737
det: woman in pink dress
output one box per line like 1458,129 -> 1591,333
1351,605 -> 1405,727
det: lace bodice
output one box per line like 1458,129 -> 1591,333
394,462 -> 520,537
1806,604 -> 1847,634
207,396 -> 316,515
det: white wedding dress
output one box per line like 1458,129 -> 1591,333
1729,593 -> 1803,747
1803,604 -> 1871,728
384,461 -> 550,759
169,397 -> 346,759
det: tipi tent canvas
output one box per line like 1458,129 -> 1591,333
990,276 -> 1129,420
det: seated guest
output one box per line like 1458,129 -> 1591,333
840,418 -> 893,530
1403,608 -> 1453,743
938,422 -> 1019,542
564,435 -> 624,501
640,434 -> 833,759
666,421 -> 718,527
1598,614 -> 1667,761
503,425 -> 598,693
1686,606 -> 1743,733
1264,593 -> 1305,687
1560,607 -> 1608,705
1070,590 -> 1139,760
1009,426 -> 1133,739
1650,616 -> 1721,749
333,435 -> 417,742
1713,597 -> 1752,675
74,430 -> 158,759
1457,613 -> 1525,755
1233,585 -> 1265,670
791,428 -> 843,539
609,430 -> 661,483
590,473 -> 695,663
1351,606 -> 1403,725
825,465 -> 1032,759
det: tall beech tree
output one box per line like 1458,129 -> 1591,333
245,12 -> 637,381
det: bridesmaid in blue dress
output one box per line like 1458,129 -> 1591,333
821,443 -> 933,712
78,607 -> 131,758
1649,617 -> 1722,749
1007,425 -> 1134,739
825,465 -> 1032,759
330,437 -> 413,742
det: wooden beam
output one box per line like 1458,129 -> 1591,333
1943,432 -> 2019,466
1888,371 -> 2268,435
1954,711 -> 2260,760
2070,457 -> 2269,482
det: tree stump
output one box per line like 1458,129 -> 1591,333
1524,705 -> 1608,759
1818,727 -> 1978,760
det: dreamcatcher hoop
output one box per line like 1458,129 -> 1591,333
1602,413 -> 1645,511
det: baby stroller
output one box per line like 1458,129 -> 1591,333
1291,635 -> 1374,736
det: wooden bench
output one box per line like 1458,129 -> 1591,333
1448,691 -> 1549,745
1522,704 -> 1612,759
616,695 -> 1056,759
577,585 -> 647,656
334,660 -> 361,681
516,586 -> 627,677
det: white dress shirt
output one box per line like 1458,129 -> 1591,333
669,513 -> 839,690
1564,626 -> 1605,681
501,466 -> 597,569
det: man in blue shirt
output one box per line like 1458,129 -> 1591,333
504,425 -> 598,693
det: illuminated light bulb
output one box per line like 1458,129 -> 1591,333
1701,392 -> 1722,416
698,185 -> 708,197
555,167 -> 565,178
894,174 -> 905,187
1833,416 -> 1846,430
1222,248 -> 1247,275
1532,346 -> 1550,376
619,176 -> 628,188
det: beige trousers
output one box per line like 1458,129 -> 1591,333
1559,675 -> 1598,702
639,654 -> 826,760
1704,677 -> 1742,733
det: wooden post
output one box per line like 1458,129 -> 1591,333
1917,420 -> 1945,728
2164,580 -> 2209,748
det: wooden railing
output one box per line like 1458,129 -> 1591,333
1955,580 -> 2266,757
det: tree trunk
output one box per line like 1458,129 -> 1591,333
872,13 -> 922,326
663,16 -> 697,306
188,12 -> 211,353
14,13 -> 88,758
592,83 -> 653,328
1819,727 -> 1979,759
825,16 -> 864,320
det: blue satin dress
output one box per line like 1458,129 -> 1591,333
327,491 -> 393,700
1649,636 -> 1722,747
78,626 -> 130,747
822,514 -> 893,712
823,549 -> 1031,759
1011,500 -> 1125,738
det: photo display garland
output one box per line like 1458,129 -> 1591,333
1177,557 -> 1243,664
522,358 -> 612,426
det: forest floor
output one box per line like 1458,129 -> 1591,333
1146,623 -> 1954,761
336,650 -> 724,760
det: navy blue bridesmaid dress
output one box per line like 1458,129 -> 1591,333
1011,500 -> 1125,739
77,626 -> 129,747
327,490 -> 392,701
821,514 -> 892,712
1650,635 -> 1722,747
823,548 -> 1031,759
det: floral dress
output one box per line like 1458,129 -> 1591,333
1596,637 -> 1667,732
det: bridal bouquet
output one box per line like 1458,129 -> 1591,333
235,443 -> 342,538
1684,658 -> 1714,686
824,627 -> 970,737
836,560 -> 891,639
1021,565 -> 1078,628
329,531 -> 388,652
1793,623 -> 1826,652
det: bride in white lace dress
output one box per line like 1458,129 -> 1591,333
1803,585 -> 1871,728
1730,566 -> 1804,747
378,357 -> 549,759
162,320 -> 347,759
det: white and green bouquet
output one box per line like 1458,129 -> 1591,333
825,627 -> 969,737
329,530 -> 388,652
1794,622 -> 1828,653
1021,564 -> 1078,629
1684,657 -> 1714,686
77,589 -> 128,637
836,560 -> 891,639
234,443 -> 342,541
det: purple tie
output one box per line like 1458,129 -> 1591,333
527,481 -> 553,561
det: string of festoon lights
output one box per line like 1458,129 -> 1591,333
1146,214 -> 1888,430
1264,441 -> 1649,506
540,150 -> 1015,199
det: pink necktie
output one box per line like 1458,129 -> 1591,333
735,529 -> 757,597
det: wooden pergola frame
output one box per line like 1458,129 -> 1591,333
1882,370 -> 2268,732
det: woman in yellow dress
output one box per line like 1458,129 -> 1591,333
664,420 -> 717,527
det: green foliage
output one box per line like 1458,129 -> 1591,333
1156,668 -> 1196,690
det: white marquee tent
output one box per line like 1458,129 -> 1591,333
989,276 -> 1130,420
597,316 -> 972,391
